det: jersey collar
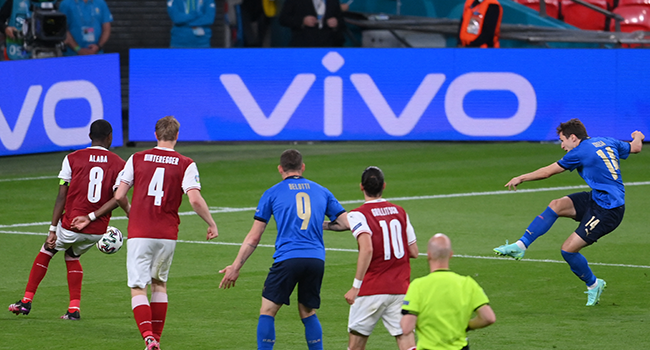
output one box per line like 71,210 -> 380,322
154,146 -> 175,151
87,146 -> 108,151
365,198 -> 387,204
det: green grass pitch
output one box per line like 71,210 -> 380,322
1,142 -> 649,349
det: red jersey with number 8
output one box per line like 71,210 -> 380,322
124,147 -> 200,240
59,147 -> 125,235
348,199 -> 416,296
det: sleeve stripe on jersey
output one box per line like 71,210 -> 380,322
473,302 -> 489,312
184,185 -> 201,193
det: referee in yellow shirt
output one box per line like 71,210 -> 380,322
400,234 -> 495,350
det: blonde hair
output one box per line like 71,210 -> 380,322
155,116 -> 180,141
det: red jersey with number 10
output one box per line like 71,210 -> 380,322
125,147 -> 199,240
59,147 -> 125,235
348,199 -> 416,296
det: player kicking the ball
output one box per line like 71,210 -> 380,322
494,119 -> 644,306
325,166 -> 418,350
8,120 -> 126,320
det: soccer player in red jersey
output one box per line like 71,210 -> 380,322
8,120 -> 126,320
326,166 -> 419,350
114,116 -> 217,350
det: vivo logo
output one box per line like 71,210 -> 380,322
0,80 -> 104,151
220,52 -> 537,138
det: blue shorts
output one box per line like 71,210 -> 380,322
262,258 -> 324,309
568,191 -> 625,245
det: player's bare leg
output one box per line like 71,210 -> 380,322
348,331 -> 369,350
395,332 -> 415,350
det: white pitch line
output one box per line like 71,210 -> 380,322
0,175 -> 57,182
2,181 -> 650,229
2,230 -> 649,269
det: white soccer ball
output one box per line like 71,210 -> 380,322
96,226 -> 123,254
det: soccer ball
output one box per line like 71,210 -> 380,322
96,226 -> 123,254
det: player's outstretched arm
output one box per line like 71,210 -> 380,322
219,220 -> 267,289
70,197 -> 121,230
323,212 -> 350,231
187,189 -> 218,240
630,130 -> 645,154
71,183 -> 129,230
505,163 -> 565,190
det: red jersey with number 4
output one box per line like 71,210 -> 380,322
348,199 -> 416,296
59,147 -> 125,235
124,147 -> 200,240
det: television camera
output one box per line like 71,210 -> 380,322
15,0 -> 67,58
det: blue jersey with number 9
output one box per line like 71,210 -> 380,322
558,137 -> 631,209
255,176 -> 346,262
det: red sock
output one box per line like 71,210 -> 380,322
151,292 -> 168,341
23,248 -> 55,302
65,256 -> 83,313
132,295 -> 154,339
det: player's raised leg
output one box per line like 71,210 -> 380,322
494,197 -> 573,259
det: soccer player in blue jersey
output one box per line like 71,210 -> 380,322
219,149 -> 347,350
494,119 -> 644,306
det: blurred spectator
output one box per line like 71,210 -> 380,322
0,0 -> 30,59
167,0 -> 216,48
458,0 -> 502,48
0,0 -> 5,60
240,0 -> 272,47
58,0 -> 113,55
279,0 -> 344,47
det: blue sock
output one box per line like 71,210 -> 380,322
561,250 -> 597,286
301,314 -> 323,350
257,315 -> 275,350
519,207 -> 559,247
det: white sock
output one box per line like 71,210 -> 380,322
515,240 -> 527,250
587,281 -> 599,290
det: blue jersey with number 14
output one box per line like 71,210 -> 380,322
557,137 -> 631,209
255,176 -> 346,263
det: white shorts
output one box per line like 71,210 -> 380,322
54,224 -> 102,257
348,294 -> 405,337
127,238 -> 176,288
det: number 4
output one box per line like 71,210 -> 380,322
148,167 -> 165,206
